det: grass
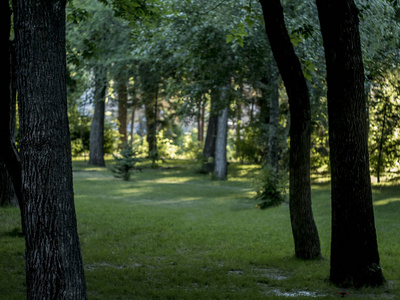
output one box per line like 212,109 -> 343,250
0,159 -> 399,299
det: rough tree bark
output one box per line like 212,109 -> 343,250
89,69 -> 106,167
14,0 -> 87,297
316,0 -> 385,287
259,0 -> 321,259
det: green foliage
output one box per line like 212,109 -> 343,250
254,165 -> 288,209
68,112 -> 119,157
368,72 -> 400,180
110,143 -> 142,180
233,125 -> 263,163
178,130 -> 203,161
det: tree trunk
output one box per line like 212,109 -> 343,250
316,0 -> 385,287
267,65 -> 280,175
0,163 -> 18,207
117,80 -> 128,145
14,0 -> 87,297
0,1 -> 24,230
214,107 -> 228,179
259,0 -> 321,259
144,86 -> 158,163
130,107 -> 136,142
376,104 -> 387,183
197,100 -> 205,142
214,83 -> 230,180
202,92 -> 219,173
89,70 -> 106,167
200,100 -> 205,142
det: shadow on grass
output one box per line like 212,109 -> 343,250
0,227 -> 24,238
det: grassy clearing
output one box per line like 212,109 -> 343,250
0,159 -> 399,299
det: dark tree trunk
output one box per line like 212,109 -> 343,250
0,1 -> 24,231
202,92 -> 219,173
267,64 -> 280,175
197,100 -> 205,142
376,104 -> 387,183
14,0 -> 87,297
0,163 -> 18,207
0,1 -> 15,208
117,79 -> 128,145
316,0 -> 385,287
144,86 -> 158,163
259,0 -> 321,259
89,70 -> 106,167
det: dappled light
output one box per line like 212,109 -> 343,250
374,197 -> 400,206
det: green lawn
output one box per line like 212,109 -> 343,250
1,159 -> 399,299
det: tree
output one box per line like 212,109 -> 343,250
259,0 -> 321,260
116,76 -> 129,145
14,0 -> 87,297
89,68 -> 107,166
316,0 -> 385,287
0,0 -> 24,234
0,1 -> 17,208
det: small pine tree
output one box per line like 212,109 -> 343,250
111,143 -> 141,181
254,165 -> 288,209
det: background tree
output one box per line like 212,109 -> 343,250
14,0 -> 87,297
316,0 -> 385,287
0,1 -> 24,234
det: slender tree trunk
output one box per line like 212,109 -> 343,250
130,108 -> 136,142
376,104 -> 387,183
202,92 -> 219,172
259,0 -> 321,259
214,107 -> 228,179
14,0 -> 87,297
259,79 -> 270,163
197,100 -> 205,142
267,65 -> 280,175
0,1 -> 16,208
214,83 -> 230,180
144,86 -> 158,162
0,1 -> 24,232
200,100 -> 205,142
117,80 -> 128,145
0,163 -> 18,207
89,70 -> 106,167
316,0 -> 385,287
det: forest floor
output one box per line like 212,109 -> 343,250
0,159 -> 399,299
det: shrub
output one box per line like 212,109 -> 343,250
110,143 -> 142,181
253,165 -> 288,209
